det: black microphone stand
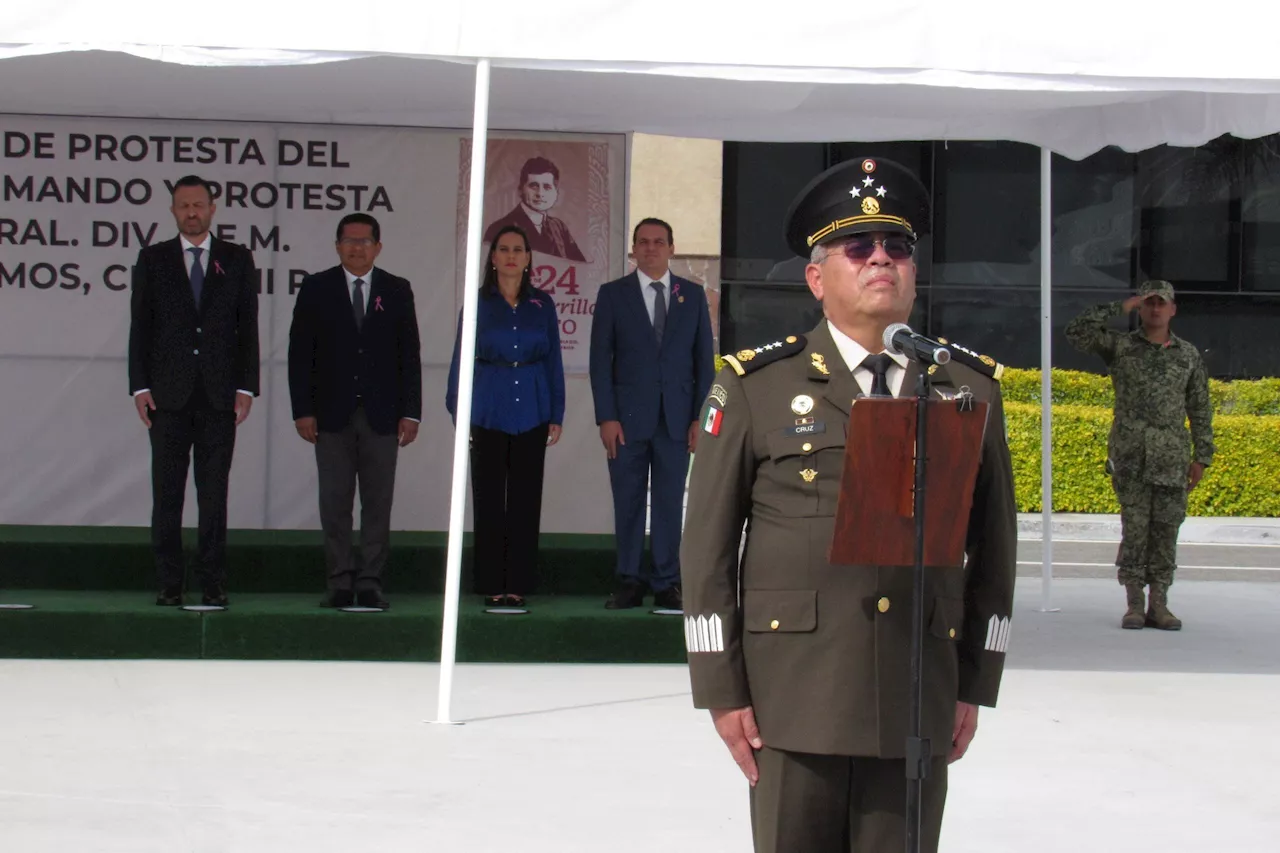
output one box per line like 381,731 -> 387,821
905,366 -> 931,853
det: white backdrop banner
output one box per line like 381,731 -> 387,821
0,115 -> 625,531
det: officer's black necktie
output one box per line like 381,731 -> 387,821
861,352 -> 894,397
651,281 -> 666,344
352,278 -> 366,331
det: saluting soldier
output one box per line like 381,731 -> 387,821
1065,280 -> 1214,630
680,157 -> 1018,853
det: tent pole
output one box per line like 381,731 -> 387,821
434,58 -> 492,725
1039,148 -> 1058,614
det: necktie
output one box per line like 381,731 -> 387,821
188,247 -> 204,305
353,278 -> 366,331
651,281 -> 666,344
861,353 -> 894,397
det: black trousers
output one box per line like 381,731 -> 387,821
469,423 -> 550,596
315,406 -> 400,593
148,390 -> 237,591
750,747 -> 948,853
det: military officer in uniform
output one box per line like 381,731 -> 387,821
680,157 -> 1017,853
1065,280 -> 1214,630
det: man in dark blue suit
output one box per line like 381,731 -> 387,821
589,218 -> 716,610
288,214 -> 422,610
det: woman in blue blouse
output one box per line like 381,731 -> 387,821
447,225 -> 565,609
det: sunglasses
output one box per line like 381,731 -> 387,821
832,236 -> 916,262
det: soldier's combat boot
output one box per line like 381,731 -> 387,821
1145,583 -> 1182,631
1121,584 -> 1146,630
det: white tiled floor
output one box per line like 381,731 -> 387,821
2,578 -> 1277,852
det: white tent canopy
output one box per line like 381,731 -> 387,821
6,0 -> 1280,157
6,0 -> 1280,718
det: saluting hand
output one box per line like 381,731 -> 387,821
949,701 -> 979,764
711,706 -> 764,786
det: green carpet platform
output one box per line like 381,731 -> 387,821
0,526 -> 688,663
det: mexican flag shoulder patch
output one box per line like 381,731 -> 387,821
702,404 -> 723,436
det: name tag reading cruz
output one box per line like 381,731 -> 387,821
785,421 -> 825,437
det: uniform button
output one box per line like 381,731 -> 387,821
770,619 -> 779,630
196,327 -> 201,334
802,442 -> 812,452
515,380 -> 519,385
193,349 -> 199,355
877,597 -> 891,613
948,628 -> 956,638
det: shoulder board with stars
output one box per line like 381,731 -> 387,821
933,336 -> 1006,382
722,335 -> 807,376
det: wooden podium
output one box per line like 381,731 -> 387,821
829,395 -> 989,568
829,391 -> 989,853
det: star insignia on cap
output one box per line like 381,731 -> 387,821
876,185 -> 888,197
848,185 -> 861,198
862,176 -> 876,187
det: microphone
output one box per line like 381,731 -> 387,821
883,323 -> 951,366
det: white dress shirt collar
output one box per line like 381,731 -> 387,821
826,319 -> 908,397
179,234 -> 212,254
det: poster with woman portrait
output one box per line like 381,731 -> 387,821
457,136 -> 618,374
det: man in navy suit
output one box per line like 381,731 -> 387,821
288,213 -> 422,610
589,218 -> 715,610
129,175 -> 259,608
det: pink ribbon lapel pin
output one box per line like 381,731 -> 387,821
213,260 -> 225,276
374,296 -> 385,312
672,282 -> 684,303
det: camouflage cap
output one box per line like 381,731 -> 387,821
1139,279 -> 1175,302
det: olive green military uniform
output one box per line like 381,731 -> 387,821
1064,298 -> 1215,590
681,319 -> 1017,853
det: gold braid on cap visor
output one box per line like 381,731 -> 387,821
808,215 -> 915,247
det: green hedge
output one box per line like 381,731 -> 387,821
1002,368 -> 1280,416
1006,401 -> 1280,517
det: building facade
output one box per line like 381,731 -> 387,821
718,136 -> 1280,378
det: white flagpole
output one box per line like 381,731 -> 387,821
434,58 -> 492,724
1039,147 -> 1059,613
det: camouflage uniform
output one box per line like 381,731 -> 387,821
1064,299 -> 1215,588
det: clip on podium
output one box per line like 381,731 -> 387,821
829,383 -> 988,853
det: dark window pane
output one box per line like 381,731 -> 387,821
1137,138 -> 1237,291
1241,136 -> 1280,293
1052,148 -> 1138,290
932,142 -> 1040,288
721,143 -> 826,282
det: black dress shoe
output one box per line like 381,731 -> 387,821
483,595 -> 504,608
321,590 -> 355,608
156,587 -> 183,607
201,586 -> 229,607
356,590 -> 390,610
605,582 -> 646,610
653,585 -> 683,611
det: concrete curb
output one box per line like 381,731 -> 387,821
1017,513 -> 1280,545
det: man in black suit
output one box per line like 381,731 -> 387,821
288,213 -> 422,610
128,174 -> 260,607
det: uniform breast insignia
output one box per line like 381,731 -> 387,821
790,394 -> 814,415
685,613 -> 724,653
722,336 -> 807,377
984,615 -> 1011,653
810,353 -> 831,376
799,468 -> 817,483
935,337 -> 1005,381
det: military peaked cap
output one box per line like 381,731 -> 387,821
783,157 -> 931,257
